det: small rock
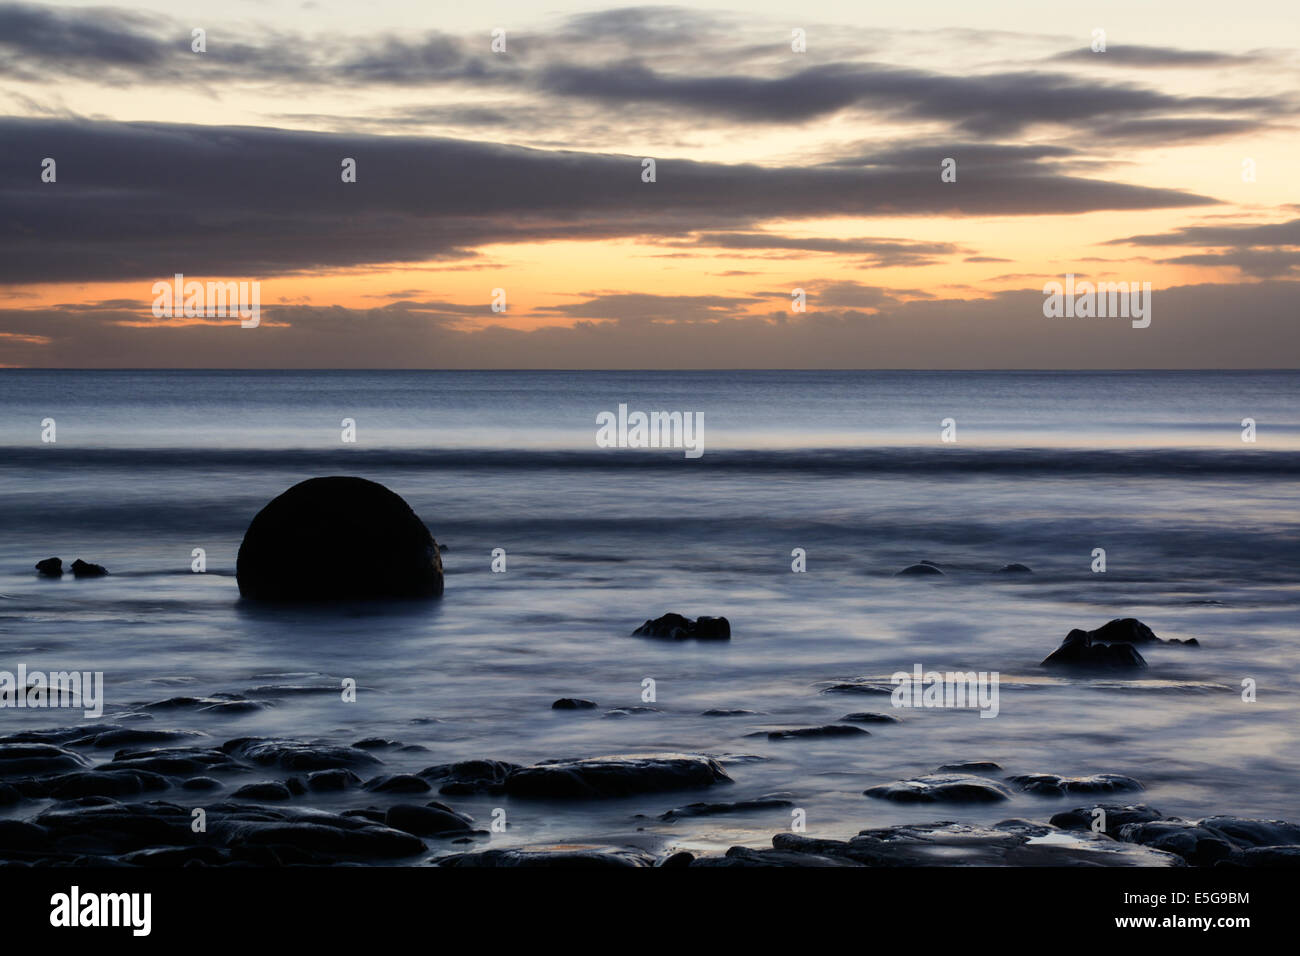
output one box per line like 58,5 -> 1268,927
897,563 -> 944,576
996,563 -> 1033,574
71,559 -> 109,578
757,725 -> 869,740
552,698 -> 598,710
35,557 -> 63,577
1008,773 -> 1144,796
632,613 -> 730,641
864,773 -> 1011,804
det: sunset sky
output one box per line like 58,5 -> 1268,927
1,0 -> 1297,367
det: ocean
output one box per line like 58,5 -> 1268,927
1,369 -> 1297,855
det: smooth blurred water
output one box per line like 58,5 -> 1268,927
1,370 -> 1297,854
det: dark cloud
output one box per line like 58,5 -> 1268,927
0,118 -> 1219,284
1047,45 -> 1270,67
684,233 -> 962,266
1110,218 -> 1300,248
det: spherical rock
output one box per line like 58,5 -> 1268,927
236,477 -> 443,602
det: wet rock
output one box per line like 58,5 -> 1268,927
936,760 -> 1002,772
552,698 -> 598,710
1237,846 -> 1300,867
762,822 -> 1181,866
657,851 -> 695,867
352,738 -> 401,750
1041,628 -> 1147,670
0,743 -> 89,777
1051,804 -> 1163,834
504,753 -> 732,799
222,737 -> 382,772
33,800 -> 194,853
701,709 -> 762,717
109,746 -> 239,777
180,777 -> 223,792
384,803 -> 472,836
1008,773 -> 1143,796
417,760 -> 521,796
659,798 -> 794,820
0,820 -> 50,851
362,773 -> 431,794
631,613 -> 730,641
1119,815 -> 1300,866
233,781 -> 295,801
71,559 -> 109,578
897,563 -> 944,576
236,476 -> 444,602
842,712 -> 903,724
70,728 -> 207,749
35,557 -> 63,577
438,843 -> 658,868
200,700 -> 270,715
817,680 -> 894,696
1082,618 -> 1161,644
0,725 -> 120,745
46,769 -> 170,800
691,845 -> 864,867
1115,820 -> 1238,866
208,805 -> 427,860
602,707 -> 660,718
120,846 -> 231,867
865,773 -> 1011,804
307,769 -> 362,792
755,725 -> 869,740
996,563 -> 1033,574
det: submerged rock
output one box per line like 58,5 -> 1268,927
70,559 -> 109,578
438,843 -> 658,868
996,563 -> 1033,574
631,613 -> 731,641
1009,773 -> 1144,796
864,773 -> 1011,804
1041,628 -> 1147,670
842,712 -> 903,724
221,737 -> 382,772
897,563 -> 944,576
755,725 -> 869,740
384,803 -> 473,837
0,743 -> 89,777
236,476 -> 443,602
1051,804 -> 1163,834
552,698 -> 598,710
362,773 -> 431,794
503,753 -> 732,799
35,557 -> 63,577
659,798 -> 794,820
418,759 -> 521,795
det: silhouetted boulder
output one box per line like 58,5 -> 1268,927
996,563 -> 1033,574
70,559 -> 108,577
35,557 -> 62,577
1041,628 -> 1147,670
236,477 -> 443,602
897,563 -> 944,576
632,613 -> 730,641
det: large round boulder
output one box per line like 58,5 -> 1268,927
236,477 -> 443,602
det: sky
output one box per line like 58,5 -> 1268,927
0,0 -> 1297,367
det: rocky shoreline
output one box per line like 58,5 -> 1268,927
3,721 -> 1297,867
